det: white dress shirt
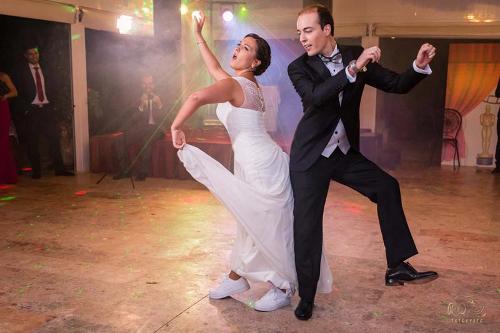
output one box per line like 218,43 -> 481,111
138,96 -> 156,125
320,46 -> 355,157
148,101 -> 155,125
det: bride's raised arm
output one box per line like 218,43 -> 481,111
193,11 -> 230,81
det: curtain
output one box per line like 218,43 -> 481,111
443,43 -> 500,162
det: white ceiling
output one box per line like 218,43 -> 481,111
210,0 -> 500,39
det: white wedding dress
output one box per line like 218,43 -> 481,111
178,76 -> 332,293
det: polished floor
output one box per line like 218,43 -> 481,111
0,167 -> 499,332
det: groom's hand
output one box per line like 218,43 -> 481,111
355,46 -> 381,70
415,43 -> 436,69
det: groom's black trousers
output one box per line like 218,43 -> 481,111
290,148 -> 418,302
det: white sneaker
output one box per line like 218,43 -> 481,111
254,287 -> 291,312
209,275 -> 250,299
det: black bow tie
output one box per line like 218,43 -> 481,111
319,52 -> 342,64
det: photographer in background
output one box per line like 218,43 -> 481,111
113,74 -> 164,181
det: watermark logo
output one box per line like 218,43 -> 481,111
446,296 -> 486,324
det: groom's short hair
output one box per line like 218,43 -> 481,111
298,4 -> 334,36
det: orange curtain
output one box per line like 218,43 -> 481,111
443,43 -> 500,162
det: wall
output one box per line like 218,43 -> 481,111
2,0 -> 499,170
0,14 -> 74,168
374,37 -> 449,167
0,0 -> 168,172
1,0 -> 499,39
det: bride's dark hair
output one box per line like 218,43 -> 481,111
245,33 -> 271,76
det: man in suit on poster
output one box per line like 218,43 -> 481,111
11,45 -> 73,179
287,5 -> 438,320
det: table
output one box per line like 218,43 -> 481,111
90,128 -> 234,179
89,128 -> 294,179
152,128 -> 233,179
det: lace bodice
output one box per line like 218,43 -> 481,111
232,76 -> 265,112
215,76 -> 277,165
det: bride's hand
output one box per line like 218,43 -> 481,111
171,128 -> 186,149
192,10 -> 205,34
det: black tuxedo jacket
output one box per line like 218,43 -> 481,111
122,98 -> 164,132
287,44 -> 428,172
11,63 -> 54,116
132,104 -> 163,128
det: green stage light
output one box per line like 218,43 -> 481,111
238,5 -> 248,19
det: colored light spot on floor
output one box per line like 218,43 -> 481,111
0,185 -> 14,190
0,196 -> 15,201
22,167 -> 32,171
74,190 -> 88,196
340,200 -> 364,215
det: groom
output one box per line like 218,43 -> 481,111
288,5 -> 438,320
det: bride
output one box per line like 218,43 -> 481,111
170,11 -> 332,312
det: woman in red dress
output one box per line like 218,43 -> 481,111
0,71 -> 18,184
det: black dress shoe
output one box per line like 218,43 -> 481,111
55,170 -> 74,176
385,262 -> 438,286
295,299 -> 314,320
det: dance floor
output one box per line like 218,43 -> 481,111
0,167 -> 498,332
